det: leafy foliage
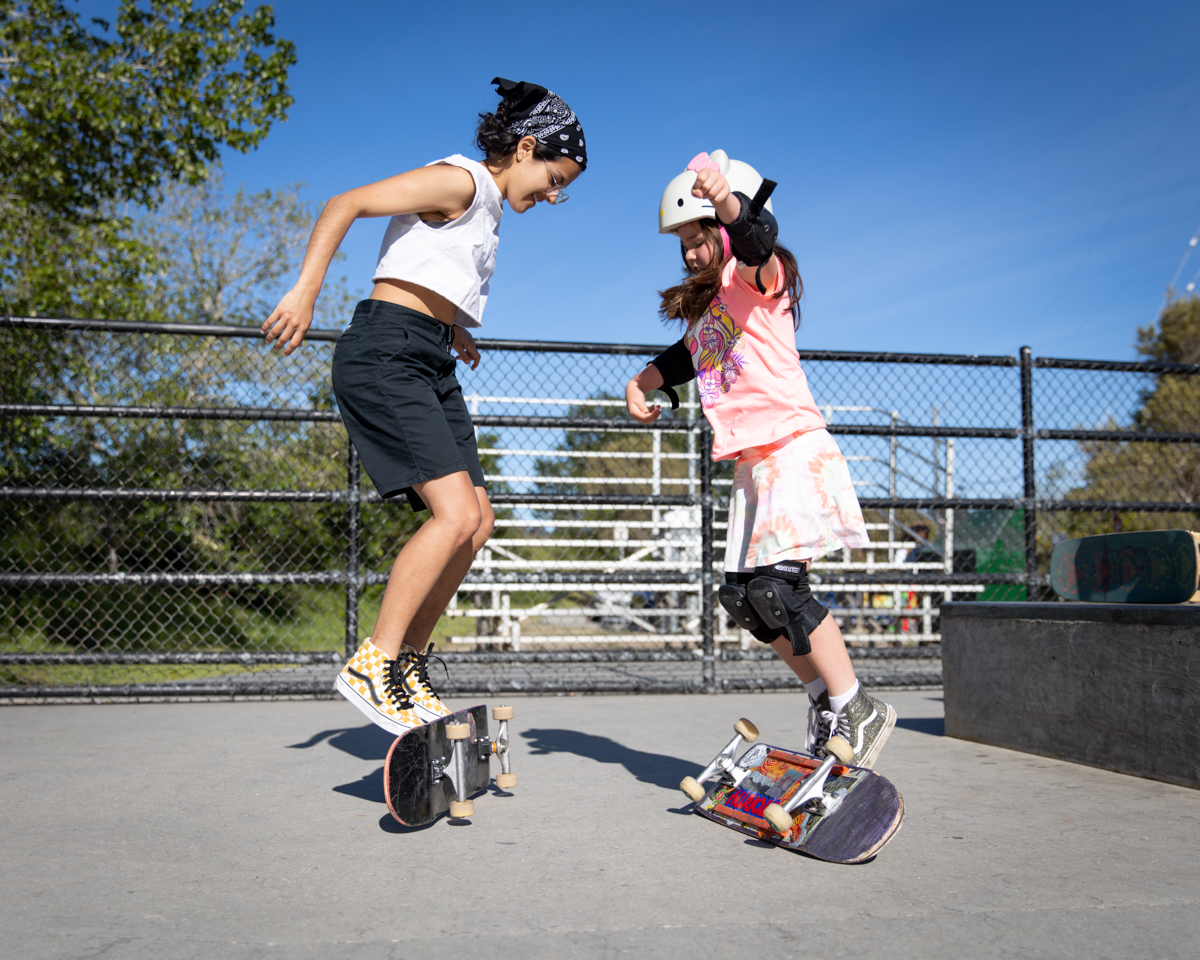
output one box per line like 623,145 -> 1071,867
1,178 -> 368,652
1062,296 -> 1200,537
1,0 -> 295,215
0,0 -> 295,319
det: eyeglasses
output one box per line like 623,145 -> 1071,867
543,161 -> 569,204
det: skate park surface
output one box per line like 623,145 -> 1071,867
3,689 -> 1197,960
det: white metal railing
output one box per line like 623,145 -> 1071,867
442,394 -> 990,649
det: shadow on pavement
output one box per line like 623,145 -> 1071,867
521,727 -> 695,790
333,766 -> 386,803
895,716 -> 944,737
379,813 -> 437,834
287,725 -> 395,760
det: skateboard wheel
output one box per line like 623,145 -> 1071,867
734,718 -> 759,743
445,722 -> 470,740
823,735 -> 854,765
763,802 -> 793,835
679,776 -> 706,803
449,799 -> 474,818
496,772 -> 517,789
492,705 -> 514,721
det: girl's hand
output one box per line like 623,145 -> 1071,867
692,167 -> 731,206
626,372 -> 663,424
263,287 -> 315,356
692,167 -> 742,226
452,324 -> 481,369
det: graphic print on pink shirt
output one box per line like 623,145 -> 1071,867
687,298 -> 745,408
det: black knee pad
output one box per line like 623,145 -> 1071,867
718,583 -> 758,631
745,562 -> 829,657
719,578 -> 780,644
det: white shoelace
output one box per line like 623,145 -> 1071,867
818,709 -> 838,745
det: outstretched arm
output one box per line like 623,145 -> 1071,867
691,167 -> 779,294
262,164 -> 478,355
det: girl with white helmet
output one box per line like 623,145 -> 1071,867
625,151 -> 896,768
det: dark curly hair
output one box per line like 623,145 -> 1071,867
476,94 -> 566,164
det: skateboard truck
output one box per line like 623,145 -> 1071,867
444,721 -> 474,818
442,704 -> 517,819
490,705 -> 517,790
679,718 -> 760,803
761,735 -> 854,835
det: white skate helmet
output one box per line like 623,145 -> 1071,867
658,149 -> 774,234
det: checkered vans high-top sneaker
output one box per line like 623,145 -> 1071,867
806,690 -> 833,755
396,643 -> 452,724
824,686 -> 897,770
335,639 -> 425,735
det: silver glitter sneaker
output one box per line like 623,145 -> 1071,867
824,687 -> 896,769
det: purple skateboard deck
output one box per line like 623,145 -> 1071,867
694,744 -> 904,863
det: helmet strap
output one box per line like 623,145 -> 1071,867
719,226 -> 731,261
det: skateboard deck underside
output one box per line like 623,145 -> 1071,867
384,705 -> 490,826
1050,531 -> 1200,603
695,745 -> 904,863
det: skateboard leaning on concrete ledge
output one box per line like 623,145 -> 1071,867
383,704 -> 517,826
1050,530 -> 1200,604
680,719 -> 904,863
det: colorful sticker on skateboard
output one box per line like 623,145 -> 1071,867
706,749 -> 857,845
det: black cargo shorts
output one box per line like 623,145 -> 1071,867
331,300 -> 485,511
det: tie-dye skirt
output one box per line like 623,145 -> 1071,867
723,428 -> 871,573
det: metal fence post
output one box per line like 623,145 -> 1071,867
699,419 -> 715,693
345,439 -> 362,660
1019,346 -> 1038,598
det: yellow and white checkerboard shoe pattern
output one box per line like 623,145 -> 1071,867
335,639 -> 424,736
396,644 -> 452,723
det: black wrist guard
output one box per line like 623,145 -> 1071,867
648,339 -> 693,410
719,181 -> 778,293
650,339 -> 695,386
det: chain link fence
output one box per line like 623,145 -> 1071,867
2,317 -> 1197,701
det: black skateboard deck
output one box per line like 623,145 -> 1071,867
384,705 -> 491,826
1050,530 -> 1200,603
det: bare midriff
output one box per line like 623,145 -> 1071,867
369,278 -> 458,326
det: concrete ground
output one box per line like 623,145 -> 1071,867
2,690 -> 1198,960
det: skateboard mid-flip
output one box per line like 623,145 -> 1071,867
1050,530 -> 1200,604
384,704 -> 517,826
681,718 -> 904,863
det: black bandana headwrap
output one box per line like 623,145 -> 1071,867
492,77 -> 587,168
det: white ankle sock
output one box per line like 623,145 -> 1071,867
803,677 -> 827,701
829,681 -> 859,714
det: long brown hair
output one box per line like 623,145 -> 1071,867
658,219 -> 803,328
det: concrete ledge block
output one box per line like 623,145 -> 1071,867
941,602 -> 1200,789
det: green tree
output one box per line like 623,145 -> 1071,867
0,0 -> 295,317
1061,296 -> 1200,536
1,177 -> 363,653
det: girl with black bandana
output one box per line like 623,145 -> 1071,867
263,78 -> 587,735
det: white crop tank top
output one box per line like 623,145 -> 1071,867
372,155 -> 503,329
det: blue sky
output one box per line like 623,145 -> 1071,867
216,0 -> 1200,360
